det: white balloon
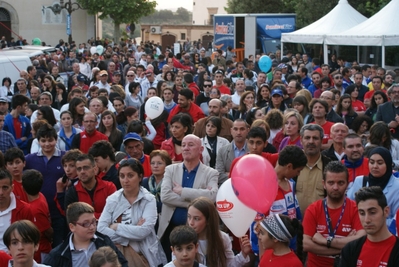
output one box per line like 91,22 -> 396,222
216,179 -> 257,237
144,96 -> 164,119
90,46 -> 97,55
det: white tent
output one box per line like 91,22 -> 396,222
281,0 -> 367,64
325,0 -> 399,67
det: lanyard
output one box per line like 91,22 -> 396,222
322,197 -> 346,237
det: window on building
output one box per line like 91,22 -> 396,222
181,33 -> 186,40
209,15 -> 214,25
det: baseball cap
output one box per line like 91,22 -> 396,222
99,70 -> 108,76
77,74 -> 85,81
0,97 -> 7,103
145,69 -> 153,76
271,89 -> 284,97
113,71 -> 121,76
277,63 -> 287,69
123,132 -> 142,144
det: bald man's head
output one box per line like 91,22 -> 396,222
208,99 -> 222,116
182,134 -> 203,162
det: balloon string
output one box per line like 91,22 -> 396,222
0,21 -> 23,39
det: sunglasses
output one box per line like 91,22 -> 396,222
203,84 -> 212,87
334,76 -> 343,79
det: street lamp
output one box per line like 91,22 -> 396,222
47,0 -> 84,44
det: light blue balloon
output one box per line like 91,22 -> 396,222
96,45 -> 104,55
259,55 -> 272,73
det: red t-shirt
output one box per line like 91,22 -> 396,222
12,180 -> 28,202
214,84 -> 231,95
0,251 -> 11,266
357,235 -> 396,267
312,121 -> 334,144
259,250 -> 302,267
303,198 -> 363,267
12,117 -> 22,139
29,193 -> 52,262
352,100 -> 366,112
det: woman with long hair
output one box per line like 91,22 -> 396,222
345,86 -> 366,114
42,75 -> 57,104
68,97 -> 86,129
365,91 -> 388,121
125,82 -> 143,110
89,69 -> 101,87
110,84 -> 126,99
116,106 -> 139,136
54,82 -> 68,110
36,106 -> 58,131
265,109 -> 284,146
314,77 -> 331,99
197,71 -> 209,90
98,110 -> 124,152
278,111 -> 304,152
290,57 -> 299,73
112,96 -> 125,115
57,111 -> 82,151
187,197 -> 251,267
335,94 -> 358,129
235,91 -> 255,120
98,159 -> 167,267
161,113 -> 193,163
246,107 -> 265,126
256,83 -> 270,108
142,150 -> 172,231
367,121 -> 399,170
350,115 -> 373,145
201,116 -> 230,168
257,214 -> 303,267
0,77 -> 14,106
265,88 -> 287,114
164,71 -> 175,87
292,95 -> 311,124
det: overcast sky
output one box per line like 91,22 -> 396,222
155,0 -> 192,11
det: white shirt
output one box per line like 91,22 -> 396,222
0,192 -> 16,252
94,81 -> 111,93
231,92 -> 241,106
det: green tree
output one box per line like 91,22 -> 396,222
77,0 -> 156,42
176,7 -> 191,23
225,0 -> 287,13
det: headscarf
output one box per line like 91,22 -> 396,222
368,146 -> 392,190
260,214 -> 292,242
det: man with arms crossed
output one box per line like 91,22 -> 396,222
339,187 -> 399,266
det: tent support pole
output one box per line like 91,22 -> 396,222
280,41 -> 284,61
382,37 -> 385,68
323,42 -> 328,65
357,46 -> 359,63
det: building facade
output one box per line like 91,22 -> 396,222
0,0 -> 96,45
192,0 -> 228,26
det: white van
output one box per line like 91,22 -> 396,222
0,55 -> 31,84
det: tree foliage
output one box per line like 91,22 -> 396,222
77,0 -> 156,41
140,8 -> 192,25
225,0 -> 391,29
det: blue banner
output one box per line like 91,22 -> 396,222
256,16 -> 296,39
214,16 -> 235,50
66,14 -> 71,36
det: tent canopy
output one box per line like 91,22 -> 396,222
325,0 -> 399,46
281,0 -> 367,44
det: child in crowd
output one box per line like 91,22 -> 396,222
22,169 -> 53,263
166,225 -> 205,267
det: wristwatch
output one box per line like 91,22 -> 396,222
327,236 -> 334,248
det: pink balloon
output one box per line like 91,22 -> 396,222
231,154 -> 278,214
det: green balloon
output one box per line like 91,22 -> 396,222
32,38 -> 41,45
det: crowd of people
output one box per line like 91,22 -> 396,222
0,37 -> 399,267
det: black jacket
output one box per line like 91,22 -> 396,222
43,231 -> 128,267
321,144 -> 340,161
339,235 -> 399,267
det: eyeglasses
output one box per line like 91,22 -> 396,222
83,120 -> 97,124
75,219 -> 97,228
334,76 -> 343,79
127,75 -> 134,77
203,84 -> 212,87
76,165 -> 93,172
